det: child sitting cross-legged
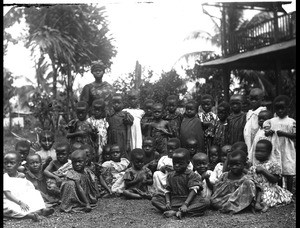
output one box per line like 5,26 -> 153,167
60,149 -> 98,213
151,148 -> 210,219
122,148 -> 153,200
141,136 -> 160,174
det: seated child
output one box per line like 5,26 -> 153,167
151,148 -> 210,219
25,153 -> 60,207
152,138 -> 193,195
102,144 -> 112,163
123,149 -> 153,200
4,151 -> 54,222
192,153 -> 214,198
207,145 -> 220,171
210,149 -> 257,214
142,136 -> 160,174
43,141 -> 72,187
100,144 -> 130,195
15,140 -> 31,173
60,149 -> 98,213
248,139 -> 293,212
184,137 -> 201,158
210,144 -> 232,184
35,130 -> 56,170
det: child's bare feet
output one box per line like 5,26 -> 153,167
41,208 -> 55,217
175,211 -> 182,219
163,210 -> 176,218
254,202 -> 263,211
27,213 -> 40,222
84,205 -> 92,212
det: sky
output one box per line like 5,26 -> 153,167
3,0 -> 296,90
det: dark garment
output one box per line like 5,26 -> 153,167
141,115 -> 153,137
80,81 -> 115,115
180,116 -> 205,153
226,112 -> 246,145
163,112 -> 183,138
150,125 -> 170,155
143,151 -> 161,174
213,120 -> 228,149
107,111 -> 134,158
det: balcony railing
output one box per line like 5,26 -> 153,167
225,11 -> 296,56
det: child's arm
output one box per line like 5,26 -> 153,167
255,166 -> 279,184
98,174 -> 112,194
276,130 -> 296,140
202,172 -> 214,191
124,173 -> 143,189
74,180 -> 91,210
165,192 -> 172,210
4,191 -> 30,212
178,189 -> 197,213
44,161 -> 62,184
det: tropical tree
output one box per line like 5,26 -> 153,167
3,69 -> 15,118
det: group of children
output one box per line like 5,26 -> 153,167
3,88 -> 295,221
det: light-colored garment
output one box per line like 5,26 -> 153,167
123,108 -> 144,149
36,148 -> 56,165
87,116 -> 109,160
248,161 -> 293,207
3,173 -> 46,218
151,155 -> 193,194
243,106 -> 267,153
210,162 -> 224,184
52,159 -> 73,177
195,170 -> 213,198
248,128 -> 272,166
263,116 -> 296,175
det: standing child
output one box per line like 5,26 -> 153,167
264,95 -> 296,192
248,109 -> 273,166
163,95 -> 183,139
15,140 -> 31,173
123,148 -> 153,200
142,136 -> 160,174
210,150 -> 257,214
244,88 -> 267,152
87,98 -> 109,163
123,90 -> 145,150
108,93 -> 134,158
180,100 -> 205,153
60,149 -> 98,213
66,101 -> 98,150
192,153 -> 214,198
198,94 -> 219,155
141,98 -> 155,138
213,101 -> 230,149
149,102 -> 173,155
227,94 -> 247,145
207,145 -> 220,171
4,151 -> 54,221
184,137 -> 201,158
35,130 -> 56,170
152,138 -> 193,195
248,139 -> 293,212
151,148 -> 210,219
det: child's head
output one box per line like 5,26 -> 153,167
167,138 -> 181,158
71,142 -> 83,153
152,103 -> 164,120
255,139 -> 272,163
142,136 -> 155,157
201,94 -> 214,113
258,110 -> 273,128
209,145 -> 220,164
54,141 -> 70,164
91,98 -> 106,119
220,144 -> 232,163
192,152 -> 209,175
217,101 -> 230,122
143,99 -> 154,116
273,95 -> 289,119
130,148 -> 145,170
229,94 -> 244,114
231,141 -> 248,156
39,130 -> 55,151
166,95 -> 179,114
185,100 -> 198,118
102,144 -> 111,162
4,151 -> 21,175
80,144 -> 95,165
112,93 -> 123,112
26,153 -> 42,174
70,149 -> 87,173
127,90 -> 139,108
248,88 -> 264,110
172,148 -> 190,174
185,137 -> 198,158
110,144 -> 121,162
15,140 -> 31,162
227,149 -> 247,176
75,101 -> 89,121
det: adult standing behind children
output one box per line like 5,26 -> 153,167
80,60 -> 115,115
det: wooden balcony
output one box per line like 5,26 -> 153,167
225,11 -> 296,56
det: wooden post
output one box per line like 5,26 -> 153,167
223,67 -> 231,102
